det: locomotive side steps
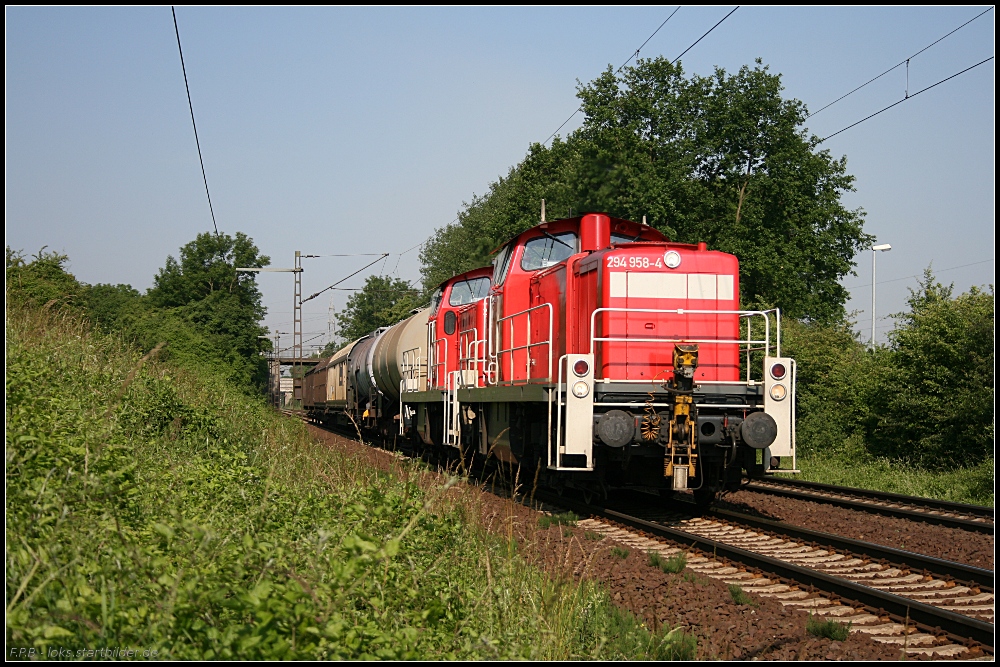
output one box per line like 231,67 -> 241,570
742,477 -> 994,533
537,491 -> 994,649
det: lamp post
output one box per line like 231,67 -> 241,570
871,243 -> 892,346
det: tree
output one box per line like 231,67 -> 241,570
333,275 -> 422,346
421,58 -> 872,322
861,270 -> 994,467
145,232 -> 272,389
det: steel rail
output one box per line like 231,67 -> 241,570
743,478 -> 993,533
707,506 -> 994,588
537,491 -> 994,647
756,476 -> 995,517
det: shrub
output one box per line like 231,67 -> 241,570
611,546 -> 630,559
862,272 -> 994,467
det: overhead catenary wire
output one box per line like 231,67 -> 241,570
671,6 -> 738,64
843,258 -> 994,290
301,254 -> 389,304
818,56 -> 994,143
807,7 -> 994,119
543,7 -> 684,146
171,7 -> 219,236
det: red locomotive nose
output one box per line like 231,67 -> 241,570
770,362 -> 786,380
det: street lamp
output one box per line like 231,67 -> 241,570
871,243 -> 892,346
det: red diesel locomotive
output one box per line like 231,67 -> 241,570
304,212 -> 796,502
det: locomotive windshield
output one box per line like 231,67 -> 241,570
520,231 -> 577,271
448,277 -> 491,306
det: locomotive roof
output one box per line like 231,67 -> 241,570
433,214 -> 667,291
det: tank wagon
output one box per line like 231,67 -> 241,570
304,212 -> 796,503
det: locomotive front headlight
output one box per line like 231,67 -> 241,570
664,250 -> 682,269
572,381 -> 590,398
769,383 -> 787,401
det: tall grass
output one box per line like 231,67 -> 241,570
6,303 -> 691,659
792,451 -> 994,507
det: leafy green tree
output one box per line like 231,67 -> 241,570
778,318 -> 872,457
84,283 -> 143,333
422,58 -> 872,322
144,232 -> 272,389
861,270 -> 994,467
333,275 -> 422,346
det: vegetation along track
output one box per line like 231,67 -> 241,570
742,477 -> 994,533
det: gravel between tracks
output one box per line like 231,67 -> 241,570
306,426 -> 988,660
718,488 -> 994,570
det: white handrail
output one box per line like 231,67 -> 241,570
588,307 -> 782,383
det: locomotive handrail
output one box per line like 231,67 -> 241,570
495,302 -> 553,385
589,307 -> 781,383
428,332 -> 448,390
458,306 -> 489,388
457,326 -> 487,387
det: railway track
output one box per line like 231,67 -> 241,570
287,411 -> 994,656
742,476 -> 994,533
539,492 -> 994,657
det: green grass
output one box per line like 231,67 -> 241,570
789,452 -> 994,507
806,614 -> 851,641
538,511 -> 579,529
647,551 -> 687,574
584,531 -> 604,541
611,546 -> 630,559
5,303 -> 695,660
727,584 -> 755,606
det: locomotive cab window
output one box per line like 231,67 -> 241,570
429,288 -> 443,316
448,277 -> 491,306
520,232 -> 578,271
611,231 -> 643,244
492,243 -> 514,286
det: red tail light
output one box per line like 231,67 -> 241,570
573,359 -> 590,377
770,363 -> 786,380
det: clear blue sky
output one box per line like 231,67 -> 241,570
6,6 -> 994,348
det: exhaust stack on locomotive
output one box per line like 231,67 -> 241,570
303,212 -> 797,504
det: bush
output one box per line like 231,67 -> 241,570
862,272 -> 994,467
781,270 -> 993,473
